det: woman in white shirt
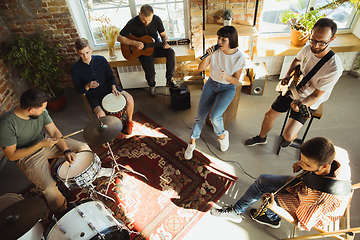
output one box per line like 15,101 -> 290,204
185,26 -> 245,159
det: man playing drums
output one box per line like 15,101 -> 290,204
72,38 -> 135,139
0,89 -> 90,212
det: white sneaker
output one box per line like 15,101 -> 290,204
210,206 -> 242,223
184,143 -> 196,160
218,130 -> 229,152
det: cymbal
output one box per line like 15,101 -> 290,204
83,116 -> 123,144
0,197 -> 46,240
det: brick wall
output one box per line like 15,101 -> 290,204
0,17 -> 30,160
0,0 -> 80,89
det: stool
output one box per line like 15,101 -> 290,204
277,103 -> 323,155
206,82 -> 242,127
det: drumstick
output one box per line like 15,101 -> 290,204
56,129 -> 84,141
65,164 -> 71,186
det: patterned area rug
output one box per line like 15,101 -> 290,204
23,111 -> 237,239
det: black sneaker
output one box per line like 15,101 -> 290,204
250,208 -> 281,228
244,135 -> 267,146
279,137 -> 293,148
149,86 -> 156,97
166,78 -> 180,89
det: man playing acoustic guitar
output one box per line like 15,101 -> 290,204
245,18 -> 343,147
211,137 -> 351,231
117,4 -> 179,97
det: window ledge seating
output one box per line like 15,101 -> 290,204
93,45 -> 195,68
255,33 -> 360,57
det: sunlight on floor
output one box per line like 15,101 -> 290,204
126,121 -> 167,139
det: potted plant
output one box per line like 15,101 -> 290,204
280,9 -> 324,47
2,34 -> 66,111
223,9 -> 233,26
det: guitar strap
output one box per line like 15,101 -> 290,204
303,173 -> 351,196
296,50 -> 335,91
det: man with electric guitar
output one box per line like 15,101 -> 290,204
117,4 -> 180,97
211,137 -> 351,231
245,18 -> 343,148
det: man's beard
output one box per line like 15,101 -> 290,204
310,45 -> 327,54
29,115 -> 40,119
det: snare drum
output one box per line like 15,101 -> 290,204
0,193 -> 45,240
57,150 -> 101,189
102,93 -> 127,120
44,199 -> 130,240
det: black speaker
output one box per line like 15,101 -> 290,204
250,62 -> 267,95
169,86 -> 191,110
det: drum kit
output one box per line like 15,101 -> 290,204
0,93 -> 148,240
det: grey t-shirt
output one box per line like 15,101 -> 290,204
0,109 -> 53,149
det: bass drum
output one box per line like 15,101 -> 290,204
0,193 -> 45,240
44,199 -> 130,240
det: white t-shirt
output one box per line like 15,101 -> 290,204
209,48 -> 245,84
294,45 -> 343,110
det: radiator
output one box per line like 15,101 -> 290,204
117,63 -> 166,89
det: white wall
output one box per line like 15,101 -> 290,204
253,52 -> 358,76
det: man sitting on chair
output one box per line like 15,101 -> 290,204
0,89 -> 90,212
244,18 -> 343,148
117,4 -> 180,97
72,38 -> 134,139
211,137 -> 351,231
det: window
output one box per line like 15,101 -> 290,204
67,0 -> 188,47
259,0 -> 357,35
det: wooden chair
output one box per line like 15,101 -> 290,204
82,94 -> 92,120
270,182 -> 360,240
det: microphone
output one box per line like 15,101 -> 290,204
200,44 -> 219,60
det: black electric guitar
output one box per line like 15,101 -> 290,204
275,67 -> 311,119
121,34 -> 190,61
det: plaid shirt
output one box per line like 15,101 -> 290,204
277,146 -> 351,231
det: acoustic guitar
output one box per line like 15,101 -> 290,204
275,67 -> 311,119
120,34 -> 190,61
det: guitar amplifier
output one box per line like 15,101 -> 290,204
169,86 -> 191,110
250,62 -> 267,95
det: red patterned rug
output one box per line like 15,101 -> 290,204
23,111 -> 237,239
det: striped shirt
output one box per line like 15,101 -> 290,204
277,146 -> 351,231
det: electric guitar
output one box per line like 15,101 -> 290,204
252,170 -> 309,219
120,34 -> 190,61
275,67 -> 311,119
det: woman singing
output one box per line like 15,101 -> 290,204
184,26 -> 245,160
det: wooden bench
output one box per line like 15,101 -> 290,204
93,45 -> 195,68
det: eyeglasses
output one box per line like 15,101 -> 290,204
309,38 -> 332,47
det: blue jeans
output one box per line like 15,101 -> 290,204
233,174 -> 290,221
190,77 -> 236,139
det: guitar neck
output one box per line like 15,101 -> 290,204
144,40 -> 179,48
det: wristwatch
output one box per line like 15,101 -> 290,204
63,149 -> 72,155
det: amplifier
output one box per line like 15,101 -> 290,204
169,86 -> 191,110
250,62 -> 267,95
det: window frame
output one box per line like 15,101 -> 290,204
258,0 -> 358,38
66,0 -> 190,50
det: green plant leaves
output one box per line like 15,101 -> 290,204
3,34 -> 64,98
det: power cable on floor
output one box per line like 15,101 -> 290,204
176,111 -> 256,180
